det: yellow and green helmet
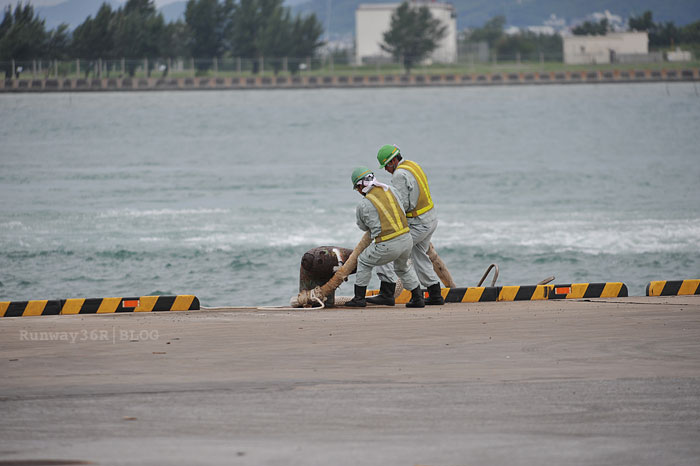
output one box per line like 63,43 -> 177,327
351,166 -> 373,187
377,144 -> 400,168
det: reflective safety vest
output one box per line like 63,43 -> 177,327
365,187 -> 410,243
396,160 -> 434,218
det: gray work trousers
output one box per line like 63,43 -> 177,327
376,218 -> 441,287
355,232 -> 419,291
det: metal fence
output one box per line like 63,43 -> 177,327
0,53 -> 571,79
2,51 -> 696,80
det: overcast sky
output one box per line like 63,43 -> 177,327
0,0 -> 181,10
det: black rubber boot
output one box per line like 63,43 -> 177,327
345,285 -> 367,307
406,286 -> 425,308
425,283 -> 445,306
366,281 -> 396,306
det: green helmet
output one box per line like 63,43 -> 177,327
377,144 -> 400,168
351,166 -> 373,187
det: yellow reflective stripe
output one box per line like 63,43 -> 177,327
387,189 -> 405,226
398,161 -> 434,217
409,205 -> 433,217
367,191 -> 401,232
366,187 -> 409,243
0,302 -> 9,317
379,226 -> 409,242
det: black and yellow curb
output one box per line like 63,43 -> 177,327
367,282 -> 628,304
0,295 -> 200,317
2,68 -> 698,93
646,280 -> 700,297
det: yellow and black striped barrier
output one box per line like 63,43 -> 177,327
368,282 -> 628,304
0,295 -> 200,317
646,280 -> 700,297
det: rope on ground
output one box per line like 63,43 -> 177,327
259,293 -> 325,311
200,306 -> 259,310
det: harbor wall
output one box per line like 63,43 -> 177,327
1,68 -> 699,92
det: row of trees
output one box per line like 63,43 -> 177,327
573,10 -> 700,49
461,11 -> 700,61
1,0 -> 450,76
461,16 -> 563,59
0,0 -> 324,77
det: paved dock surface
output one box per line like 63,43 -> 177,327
1,296 -> 699,465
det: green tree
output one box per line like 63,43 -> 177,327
0,3 -> 48,77
468,15 -> 505,47
229,0 -> 323,74
287,12 -> 323,72
45,23 -> 70,60
681,20 -> 700,44
161,19 -> 191,59
494,31 -> 562,60
626,11 -> 682,48
113,0 -> 165,76
185,0 -> 232,69
495,34 -> 535,58
230,0 -> 258,59
572,18 -> 609,36
380,1 -> 447,74
651,21 -> 680,47
628,10 -> 654,32
72,3 -> 116,77
255,0 -> 290,70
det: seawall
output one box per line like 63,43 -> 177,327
2,68 -> 699,92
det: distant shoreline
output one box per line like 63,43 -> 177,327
2,68 -> 698,92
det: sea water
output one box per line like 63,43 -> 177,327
1,83 -> 699,306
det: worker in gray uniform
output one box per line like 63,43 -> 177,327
345,166 -> 425,308
367,144 -> 445,306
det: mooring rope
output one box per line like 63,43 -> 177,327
427,242 -> 456,288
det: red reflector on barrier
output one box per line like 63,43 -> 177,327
122,300 -> 140,308
555,287 -> 571,295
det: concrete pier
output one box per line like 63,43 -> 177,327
1,296 -> 699,465
1,68 -> 699,92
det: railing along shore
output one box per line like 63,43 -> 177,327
2,68 -> 699,92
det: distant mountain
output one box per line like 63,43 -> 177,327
160,0 -> 186,23
32,0 -> 700,34
293,0 -> 700,39
35,0 -> 186,30
34,0 -> 303,30
37,0 -> 121,29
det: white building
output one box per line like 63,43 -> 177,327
355,1 -> 458,65
563,32 -> 648,64
667,47 -> 692,62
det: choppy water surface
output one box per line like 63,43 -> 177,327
1,83 -> 699,305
